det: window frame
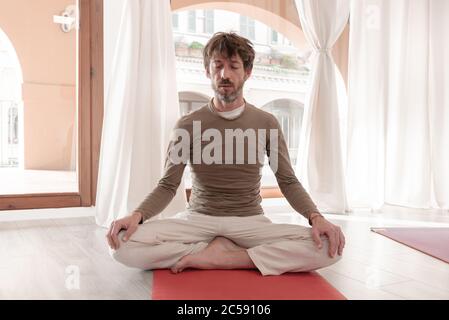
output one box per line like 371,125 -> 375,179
271,29 -> 278,44
172,12 -> 179,30
188,10 -> 197,33
203,9 -> 214,34
239,15 -> 255,40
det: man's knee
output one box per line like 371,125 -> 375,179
109,231 -> 142,268
110,230 -> 169,270
314,238 -> 342,269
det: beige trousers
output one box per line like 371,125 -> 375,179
110,211 -> 341,276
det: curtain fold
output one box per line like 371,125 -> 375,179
347,0 -> 449,210
294,0 -> 350,214
429,0 -> 449,209
96,0 -> 186,227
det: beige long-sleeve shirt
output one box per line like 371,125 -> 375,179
135,100 -> 319,223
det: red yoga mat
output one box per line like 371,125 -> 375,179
152,269 -> 346,300
371,227 -> 449,263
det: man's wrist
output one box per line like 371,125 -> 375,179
132,211 -> 143,224
309,212 -> 324,226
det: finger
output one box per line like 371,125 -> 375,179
312,229 -> 322,249
332,231 -> 340,258
106,226 -> 114,249
111,223 -> 124,250
328,230 -> 338,258
106,232 -> 113,249
107,223 -> 117,249
338,230 -> 346,255
123,225 -> 137,242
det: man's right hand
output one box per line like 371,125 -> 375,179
106,211 -> 143,250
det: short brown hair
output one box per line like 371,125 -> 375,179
203,32 -> 256,71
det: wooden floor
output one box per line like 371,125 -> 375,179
1,204 -> 449,300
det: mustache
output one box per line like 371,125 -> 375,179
218,80 -> 233,86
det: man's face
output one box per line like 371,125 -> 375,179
206,52 -> 252,104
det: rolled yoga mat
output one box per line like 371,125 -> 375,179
152,269 -> 346,300
371,227 -> 449,263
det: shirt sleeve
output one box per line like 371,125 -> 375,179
266,115 -> 319,222
134,120 -> 188,222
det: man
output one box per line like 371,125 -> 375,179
107,32 -> 345,276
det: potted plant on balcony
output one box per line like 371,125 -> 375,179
188,41 -> 204,57
256,53 -> 271,65
269,49 -> 282,66
175,40 -> 189,56
281,55 -> 298,69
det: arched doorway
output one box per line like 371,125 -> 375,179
0,28 -> 23,168
179,91 -> 210,116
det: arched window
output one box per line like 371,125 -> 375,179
179,91 -> 210,116
261,99 -> 304,166
0,28 -> 23,168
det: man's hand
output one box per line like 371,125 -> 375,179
106,211 -> 143,250
310,214 -> 345,258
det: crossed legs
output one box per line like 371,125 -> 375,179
111,212 -> 341,276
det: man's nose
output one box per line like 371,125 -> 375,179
220,65 -> 231,79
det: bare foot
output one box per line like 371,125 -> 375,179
170,237 -> 253,274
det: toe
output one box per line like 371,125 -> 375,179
171,259 -> 187,274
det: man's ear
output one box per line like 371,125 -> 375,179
245,68 -> 252,80
205,67 -> 211,79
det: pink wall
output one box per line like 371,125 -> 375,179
0,0 -> 76,170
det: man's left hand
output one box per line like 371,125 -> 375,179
311,215 -> 345,258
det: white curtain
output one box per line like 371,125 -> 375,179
347,0 -> 449,210
95,0 -> 186,227
294,0 -> 350,214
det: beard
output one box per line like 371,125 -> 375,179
212,79 -> 245,104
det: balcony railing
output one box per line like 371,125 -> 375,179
0,99 -> 19,168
